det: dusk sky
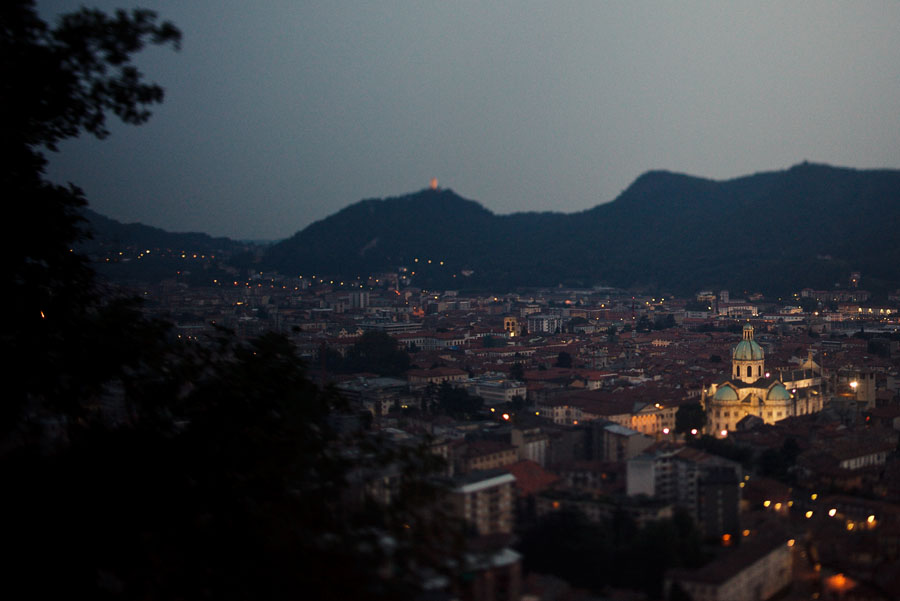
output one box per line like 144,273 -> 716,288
38,1 -> 900,240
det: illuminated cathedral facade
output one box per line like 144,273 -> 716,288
703,324 -> 824,437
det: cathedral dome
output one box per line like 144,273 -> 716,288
733,324 -> 764,361
766,383 -> 791,401
714,385 -> 739,401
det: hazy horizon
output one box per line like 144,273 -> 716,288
38,1 -> 900,239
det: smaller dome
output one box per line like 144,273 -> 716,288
714,385 -> 739,401
766,383 -> 791,401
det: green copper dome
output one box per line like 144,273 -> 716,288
733,324 -> 764,361
766,383 -> 791,401
714,385 -> 739,401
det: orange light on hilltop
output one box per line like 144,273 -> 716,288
430,177 -> 438,190
825,573 -> 855,593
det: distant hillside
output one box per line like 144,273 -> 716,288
79,209 -> 258,284
81,209 -> 247,254
263,163 -> 900,294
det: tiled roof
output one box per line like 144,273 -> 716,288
505,460 -> 561,496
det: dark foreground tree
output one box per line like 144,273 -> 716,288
2,4 -> 463,599
3,0 -> 181,434
5,332 -> 463,599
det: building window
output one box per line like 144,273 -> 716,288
747,366 -> 752,378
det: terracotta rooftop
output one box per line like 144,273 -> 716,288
505,460 -> 561,496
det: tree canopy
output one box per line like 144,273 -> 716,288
341,330 -> 411,376
2,4 -> 461,598
675,402 -> 707,436
555,350 -> 573,368
3,0 -> 181,434
517,508 -> 705,598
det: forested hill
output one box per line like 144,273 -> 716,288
81,209 -> 250,255
78,209 -> 260,284
262,163 -> 900,294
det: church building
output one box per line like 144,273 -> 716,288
703,324 -> 824,437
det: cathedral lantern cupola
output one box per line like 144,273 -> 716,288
732,324 -> 765,383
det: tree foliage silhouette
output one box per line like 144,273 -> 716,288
676,402 -> 707,436
3,0 -> 180,434
2,4 -> 462,599
555,351 -> 573,368
342,330 -> 411,376
517,507 -> 704,598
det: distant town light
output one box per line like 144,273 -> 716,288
720,429 -> 728,437
805,511 -> 814,519
763,500 -> 771,507
690,428 -> 698,435
662,427 -> 670,434
501,413 -> 510,421
828,508 -> 837,517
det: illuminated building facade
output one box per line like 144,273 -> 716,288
703,325 -> 824,437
